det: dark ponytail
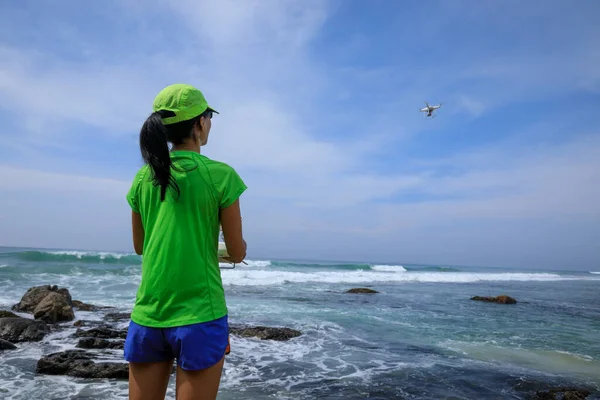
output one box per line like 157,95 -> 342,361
139,112 -> 180,201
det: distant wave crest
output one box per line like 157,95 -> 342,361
270,261 -> 372,270
220,260 -> 271,268
4,250 -> 142,265
220,270 -> 589,286
371,265 -> 407,272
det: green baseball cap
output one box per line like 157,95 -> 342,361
152,83 -> 218,125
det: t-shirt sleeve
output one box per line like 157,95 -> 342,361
126,168 -> 145,213
213,163 -> 247,209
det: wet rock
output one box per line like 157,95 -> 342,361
76,338 -> 124,350
72,300 -> 113,312
72,320 -> 108,329
104,312 -> 131,322
534,387 -> 591,400
229,325 -> 302,341
346,288 -> 379,294
0,310 -> 21,319
471,295 -> 517,304
0,317 -> 49,342
12,285 -> 72,313
563,391 -> 592,400
33,292 -> 75,323
0,339 -> 17,350
74,327 -> 128,340
72,300 -> 99,312
56,288 -> 73,305
36,350 -> 128,380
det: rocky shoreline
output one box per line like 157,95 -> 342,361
0,285 -> 595,399
0,285 -> 303,381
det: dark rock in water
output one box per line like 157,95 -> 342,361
36,350 -> 128,380
33,292 -> 75,323
72,320 -> 107,329
72,300 -> 113,312
74,327 -> 128,339
76,338 -> 124,350
72,300 -> 99,312
56,288 -> 73,305
346,288 -> 379,294
12,285 -> 73,313
534,387 -> 591,400
471,295 -> 517,304
229,325 -> 301,341
0,310 -> 22,319
0,317 -> 49,342
104,312 -> 131,322
0,339 -> 17,350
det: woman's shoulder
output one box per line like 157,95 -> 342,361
195,155 -> 246,194
196,154 -> 239,174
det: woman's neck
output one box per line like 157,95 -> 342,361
172,142 -> 200,153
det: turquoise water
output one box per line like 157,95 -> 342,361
1,247 -> 599,399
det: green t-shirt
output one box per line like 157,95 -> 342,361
126,151 -> 247,328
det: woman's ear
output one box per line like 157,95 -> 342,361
194,119 -> 203,140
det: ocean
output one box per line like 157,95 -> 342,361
0,246 -> 599,399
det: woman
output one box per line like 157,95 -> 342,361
124,83 -> 247,400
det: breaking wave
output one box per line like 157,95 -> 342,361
371,265 -> 408,272
220,270 -> 592,286
1,250 -> 141,265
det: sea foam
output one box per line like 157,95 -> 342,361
220,270 -> 590,286
371,264 -> 407,272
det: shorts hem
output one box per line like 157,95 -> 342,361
177,354 -> 225,371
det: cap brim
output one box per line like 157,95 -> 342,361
207,106 -> 219,114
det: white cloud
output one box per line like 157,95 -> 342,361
453,95 -> 486,118
168,0 -> 328,50
0,46 -> 155,135
0,165 -> 129,197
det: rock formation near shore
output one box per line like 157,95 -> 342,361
13,285 -> 72,313
74,327 -> 128,340
471,295 -> 517,304
12,285 -> 75,323
229,325 -> 302,341
36,350 -> 129,380
33,292 -> 75,323
346,288 -> 379,294
104,312 -> 131,322
76,338 -> 124,350
0,317 -> 49,342
72,300 -> 108,312
0,310 -> 21,319
0,339 -> 17,350
534,387 -> 591,399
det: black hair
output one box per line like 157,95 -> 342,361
139,110 -> 209,201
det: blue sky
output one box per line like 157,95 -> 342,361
0,0 -> 599,270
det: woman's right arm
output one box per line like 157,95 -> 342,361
132,211 -> 145,255
219,199 -> 246,263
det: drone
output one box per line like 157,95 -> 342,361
419,101 -> 443,118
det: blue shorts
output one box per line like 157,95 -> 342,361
124,315 -> 229,371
